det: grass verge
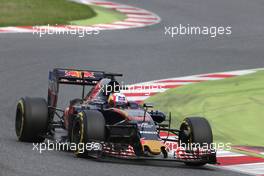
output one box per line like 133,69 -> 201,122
70,5 -> 126,26
146,71 -> 264,146
0,0 -> 125,27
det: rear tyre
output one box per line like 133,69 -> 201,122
71,110 -> 105,158
15,97 -> 49,142
179,117 -> 213,166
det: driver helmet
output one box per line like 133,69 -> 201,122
108,93 -> 128,108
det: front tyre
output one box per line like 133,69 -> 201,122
179,117 -> 213,166
15,97 -> 49,142
71,110 -> 105,158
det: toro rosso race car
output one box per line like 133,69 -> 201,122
15,68 -> 217,166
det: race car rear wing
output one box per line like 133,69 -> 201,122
50,68 -> 123,85
48,68 -> 122,118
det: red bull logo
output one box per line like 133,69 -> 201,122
65,71 -> 95,78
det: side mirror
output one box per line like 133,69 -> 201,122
149,110 -> 166,123
143,103 -> 154,108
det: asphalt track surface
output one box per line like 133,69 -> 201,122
1,0 -> 264,175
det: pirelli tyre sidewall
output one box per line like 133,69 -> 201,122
71,110 -> 105,158
15,97 -> 49,142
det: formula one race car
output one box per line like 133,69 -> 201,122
15,68 -> 217,166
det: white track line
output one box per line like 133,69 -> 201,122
92,24 -> 128,29
113,21 -> 145,26
217,150 -> 246,157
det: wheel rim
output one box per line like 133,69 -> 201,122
72,121 -> 81,145
179,121 -> 192,146
72,120 -> 86,155
15,103 -> 24,138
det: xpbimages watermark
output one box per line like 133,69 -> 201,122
164,141 -> 232,153
165,24 -> 232,38
32,24 -> 100,37
32,141 -> 102,154
32,140 -> 232,154
99,82 -> 166,96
